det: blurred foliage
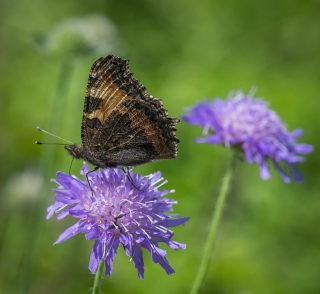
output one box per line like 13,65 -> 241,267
0,0 -> 319,293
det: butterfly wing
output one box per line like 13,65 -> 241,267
81,54 -> 179,168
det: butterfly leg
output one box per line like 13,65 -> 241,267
121,167 -> 143,191
86,166 -> 99,194
67,157 -> 89,188
68,157 -> 75,176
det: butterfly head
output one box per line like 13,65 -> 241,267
65,144 -> 84,159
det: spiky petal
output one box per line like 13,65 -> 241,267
47,163 -> 189,278
182,91 -> 313,182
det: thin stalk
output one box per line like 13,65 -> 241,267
190,152 -> 238,294
92,260 -> 105,294
19,56 -> 75,294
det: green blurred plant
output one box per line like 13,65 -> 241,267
36,14 -> 121,57
18,13 -> 122,294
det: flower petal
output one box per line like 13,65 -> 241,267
54,222 -> 81,244
131,244 -> 144,279
48,162 -> 189,278
89,240 -> 103,273
182,92 -> 313,182
104,234 -> 120,276
195,134 -> 222,145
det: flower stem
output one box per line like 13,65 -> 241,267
18,56 -> 76,294
190,152 -> 238,294
92,260 -> 105,294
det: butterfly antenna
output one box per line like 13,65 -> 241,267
36,126 -> 74,144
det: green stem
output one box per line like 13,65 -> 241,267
19,56 -> 75,294
92,260 -> 105,294
190,152 -> 238,294
39,55 -> 76,175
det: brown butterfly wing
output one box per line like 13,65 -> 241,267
81,54 -> 179,168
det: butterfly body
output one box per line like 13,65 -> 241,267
65,54 -> 179,168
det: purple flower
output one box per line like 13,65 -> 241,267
47,163 -> 189,279
182,91 -> 313,183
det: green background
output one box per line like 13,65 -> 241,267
0,0 -> 319,293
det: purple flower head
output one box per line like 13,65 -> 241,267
182,91 -> 313,183
47,163 -> 189,279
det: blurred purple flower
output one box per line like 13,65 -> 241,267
182,91 -> 313,183
47,163 -> 189,279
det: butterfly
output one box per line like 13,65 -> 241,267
64,54 -> 179,169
